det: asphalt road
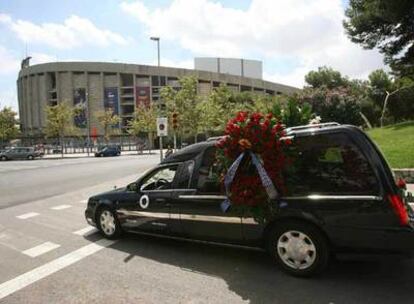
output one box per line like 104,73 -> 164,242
1,157 -> 414,303
0,154 -> 159,209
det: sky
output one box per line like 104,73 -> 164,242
0,0 -> 386,112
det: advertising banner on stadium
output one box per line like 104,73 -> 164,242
135,86 -> 150,107
104,87 -> 119,115
73,88 -> 87,128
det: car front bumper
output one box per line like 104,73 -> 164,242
85,207 -> 96,227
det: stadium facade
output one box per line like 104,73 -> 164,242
17,60 -> 299,136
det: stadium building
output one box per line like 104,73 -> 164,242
17,58 -> 299,136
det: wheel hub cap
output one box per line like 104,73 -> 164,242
277,230 -> 316,270
100,210 -> 115,236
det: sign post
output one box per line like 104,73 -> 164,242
157,117 -> 168,161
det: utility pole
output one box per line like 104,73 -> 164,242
150,36 -> 163,161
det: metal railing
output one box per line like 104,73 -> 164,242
286,122 -> 340,133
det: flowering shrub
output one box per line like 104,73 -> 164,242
216,112 -> 291,220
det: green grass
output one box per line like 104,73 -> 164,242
367,121 -> 414,168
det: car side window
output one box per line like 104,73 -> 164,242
285,133 -> 380,196
196,147 -> 222,194
174,161 -> 194,189
140,165 -> 178,191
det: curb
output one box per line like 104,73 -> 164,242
393,169 -> 414,183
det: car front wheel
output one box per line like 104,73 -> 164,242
27,155 -> 34,160
1,156 -> 7,161
267,221 -> 329,277
97,207 -> 122,239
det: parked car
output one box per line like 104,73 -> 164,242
0,147 -> 42,160
95,145 -> 121,157
85,123 -> 414,277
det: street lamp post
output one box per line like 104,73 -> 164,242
85,92 -> 91,156
150,36 -> 163,161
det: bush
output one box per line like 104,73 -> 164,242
271,98 -> 313,127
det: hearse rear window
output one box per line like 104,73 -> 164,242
285,133 -> 379,196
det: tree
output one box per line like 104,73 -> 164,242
0,106 -> 19,144
161,76 -> 201,142
251,94 -> 276,114
197,84 -> 236,135
379,82 -> 414,127
127,103 -> 157,152
196,96 -> 225,136
298,87 -> 363,126
197,84 -> 258,136
96,109 -> 121,143
344,0 -> 414,78
44,102 -> 77,158
369,69 -> 393,92
305,66 -> 348,89
366,69 -> 414,126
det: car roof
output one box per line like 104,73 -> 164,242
161,141 -> 215,164
161,123 -> 363,164
286,123 -> 363,138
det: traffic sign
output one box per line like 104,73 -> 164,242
157,117 -> 168,137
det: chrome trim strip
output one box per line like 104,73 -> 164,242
180,194 -> 382,201
242,218 -> 259,225
178,195 -> 227,200
117,209 -> 170,219
180,214 -> 241,224
151,222 -> 167,227
142,189 -> 196,193
118,209 -> 241,224
281,195 -> 382,201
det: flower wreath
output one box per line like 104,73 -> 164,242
215,111 -> 292,222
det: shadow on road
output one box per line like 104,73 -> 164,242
93,233 -> 414,304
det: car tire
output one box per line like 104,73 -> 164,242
1,156 -> 7,161
267,220 -> 330,277
97,207 -> 122,239
27,155 -> 34,160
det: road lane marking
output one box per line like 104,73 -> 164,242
22,242 -> 60,258
0,238 -> 115,300
16,212 -> 39,220
50,205 -> 72,210
73,226 -> 97,236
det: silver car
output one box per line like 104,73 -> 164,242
0,147 -> 42,161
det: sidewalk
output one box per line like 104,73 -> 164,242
42,150 -> 159,159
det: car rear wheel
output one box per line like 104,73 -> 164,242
267,221 -> 329,277
27,155 -> 34,160
1,156 -> 7,161
97,207 -> 122,239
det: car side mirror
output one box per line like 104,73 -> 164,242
127,182 -> 139,192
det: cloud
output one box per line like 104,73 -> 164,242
0,13 -> 131,49
0,46 -> 20,75
0,45 -> 61,111
0,44 -> 63,75
121,0 -> 385,87
152,57 -> 193,69
0,87 -> 18,112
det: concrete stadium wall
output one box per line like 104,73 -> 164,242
17,61 -> 300,136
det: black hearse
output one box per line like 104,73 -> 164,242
85,123 -> 414,276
